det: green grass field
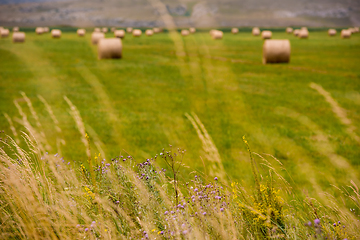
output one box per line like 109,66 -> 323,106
0,29 -> 359,200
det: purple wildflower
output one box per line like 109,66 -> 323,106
220,208 -> 224,212
164,211 -> 169,215
214,177 -> 218,181
314,219 -> 320,225
85,228 -> 89,232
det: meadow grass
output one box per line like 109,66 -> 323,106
0,29 -> 360,238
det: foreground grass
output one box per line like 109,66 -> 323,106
0,118 -> 359,239
0,29 -> 360,204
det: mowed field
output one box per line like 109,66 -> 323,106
0,29 -> 359,200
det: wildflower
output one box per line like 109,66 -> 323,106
104,229 -> 108,232
314,219 -> 320,225
220,208 -> 224,212
160,153 -> 163,155
85,228 -> 89,232
67,162 -> 70,165
164,211 -> 169,215
333,223 -> 336,226
307,221 -> 312,226
106,163 -> 110,166
182,230 -> 188,234
194,188 -> 198,192
151,229 -> 156,232
338,221 -> 341,224
214,177 -> 218,181
123,159 -> 126,161
116,201 -> 119,204
202,212 -> 206,216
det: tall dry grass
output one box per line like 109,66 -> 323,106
0,95 -> 359,239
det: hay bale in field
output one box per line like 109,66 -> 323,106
102,27 -> 108,33
51,29 -> 61,38
261,30 -> 272,39
209,29 -> 217,36
114,30 -> 125,39
127,27 -> 133,33
13,27 -> 19,32
286,27 -> 293,33
189,27 -> 196,33
212,30 -> 223,39
43,27 -> 49,33
328,29 -> 336,36
181,29 -> 190,36
132,29 -> 142,37
111,27 -> 116,32
35,27 -> 44,35
1,28 -> 9,38
153,27 -> 161,33
12,32 -> 25,43
231,28 -> 239,34
94,28 -> 101,32
98,38 -> 122,59
77,29 -> 86,36
293,29 -> 300,36
341,29 -> 351,38
298,29 -> 309,39
354,27 -> 359,33
145,29 -> 154,36
263,39 -> 290,64
252,27 -> 260,36
91,32 -> 105,45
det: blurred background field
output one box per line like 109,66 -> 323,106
0,29 -> 360,200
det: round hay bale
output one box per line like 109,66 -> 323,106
189,27 -> 196,33
209,29 -> 217,36
91,32 -> 105,45
212,30 -> 223,39
1,28 -> 9,38
114,30 -> 125,39
263,39 -> 291,64
51,29 -> 61,38
111,27 -> 116,32
298,29 -> 309,39
43,27 -> 49,33
328,29 -> 336,36
13,27 -> 19,32
252,27 -> 260,36
35,27 -> 44,35
341,29 -> 351,38
286,27 -> 293,33
94,28 -> 101,32
102,27 -> 108,33
261,30 -> 272,39
181,29 -> 190,36
293,29 -> 300,36
12,32 -> 25,43
77,29 -> 86,36
98,38 -> 122,60
132,29 -> 142,37
231,28 -> 239,34
145,29 -> 154,36
126,27 -> 133,33
153,27 -> 162,33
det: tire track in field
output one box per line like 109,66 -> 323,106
75,65 -> 123,148
310,82 -> 360,145
185,35 -> 330,199
276,107 -> 359,185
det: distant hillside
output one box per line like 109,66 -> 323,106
0,0 -> 359,27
